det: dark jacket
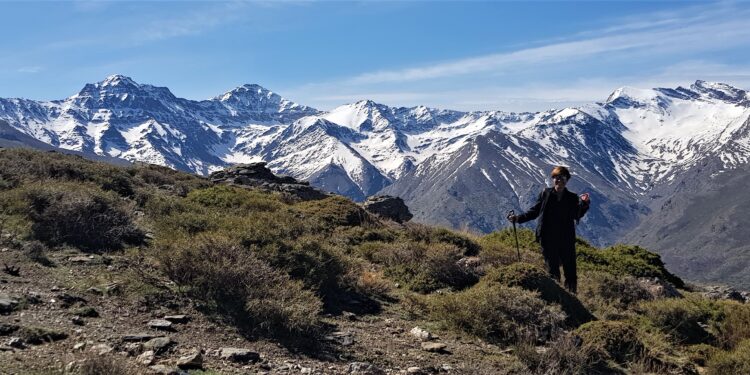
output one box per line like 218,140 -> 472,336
516,187 -> 589,245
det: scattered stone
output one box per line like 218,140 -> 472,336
348,361 -> 385,375
409,327 -> 433,341
421,342 -> 448,353
73,306 -> 99,318
86,287 -> 104,295
55,293 -> 86,308
0,323 -> 19,335
148,364 -> 187,375
407,367 -> 423,374
124,342 -> 144,355
8,337 -> 24,349
73,342 -> 86,351
219,347 -> 260,363
176,349 -> 203,369
90,343 -> 114,355
123,333 -> 157,342
342,311 -> 357,321
137,350 -> 155,366
440,364 -> 453,372
456,256 -> 482,273
163,315 -> 189,324
637,277 -> 682,299
0,296 -> 19,314
71,316 -> 85,326
362,195 -> 413,223
68,256 -> 94,264
143,337 -> 174,354
703,285 -> 748,303
148,319 -> 173,330
325,331 -> 355,346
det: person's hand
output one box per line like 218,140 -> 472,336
580,193 -> 590,203
507,214 -> 518,223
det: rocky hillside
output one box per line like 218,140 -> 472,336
1,148 -> 750,375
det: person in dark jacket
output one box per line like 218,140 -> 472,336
508,166 -> 590,293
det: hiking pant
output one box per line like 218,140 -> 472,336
540,241 -> 577,293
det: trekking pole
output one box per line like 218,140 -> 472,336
506,210 -> 521,262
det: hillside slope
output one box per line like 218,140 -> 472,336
1,148 -> 749,374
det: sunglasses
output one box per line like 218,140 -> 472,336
552,175 -> 567,181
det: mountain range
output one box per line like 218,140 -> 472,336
2,75 -> 749,287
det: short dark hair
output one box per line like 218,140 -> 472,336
551,166 -> 571,180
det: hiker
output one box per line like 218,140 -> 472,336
508,166 -> 590,293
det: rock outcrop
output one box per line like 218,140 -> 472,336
362,195 -> 413,223
209,163 -> 330,201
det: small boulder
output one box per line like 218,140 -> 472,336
362,195 -> 413,223
143,337 -> 173,354
148,364 -> 186,375
176,349 -> 203,369
637,277 -> 682,299
163,315 -> 189,324
8,337 -> 24,349
420,342 -> 448,353
409,327 -> 432,341
0,296 -> 19,314
123,333 -> 157,342
137,350 -> 155,366
71,316 -> 85,326
348,361 -> 385,375
219,347 -> 260,363
90,343 -> 114,355
148,319 -> 173,330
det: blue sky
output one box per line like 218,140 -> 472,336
2,1 -> 750,112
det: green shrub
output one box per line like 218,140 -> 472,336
576,320 -> 644,364
24,183 -> 144,252
639,295 -> 720,345
428,283 -> 565,344
686,344 -> 719,366
364,241 -> 478,293
187,185 -> 283,213
158,234 -> 322,335
403,223 -> 481,256
483,263 -> 594,327
294,196 -> 371,231
578,271 -> 652,319
578,244 -> 684,288
706,339 -> 750,375
715,301 -> 750,349
515,333 -> 609,375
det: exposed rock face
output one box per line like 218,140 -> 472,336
362,195 -> 413,223
701,285 -> 749,303
210,163 -> 330,201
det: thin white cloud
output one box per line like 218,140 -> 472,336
17,66 -> 43,74
347,11 -> 750,85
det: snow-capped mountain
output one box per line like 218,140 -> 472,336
3,75 -> 750,285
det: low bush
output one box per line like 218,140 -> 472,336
186,185 -> 283,213
638,295 -> 720,345
706,339 -> 750,375
22,240 -> 53,266
79,355 -> 129,375
24,183 -> 144,252
294,196 -> 372,231
17,326 -> 68,344
577,271 -> 652,319
515,333 -> 609,375
362,241 -> 478,293
686,344 -> 719,366
428,283 -> 565,345
158,234 -> 322,335
575,320 -> 644,364
483,263 -> 595,327
578,244 -> 684,288
404,222 -> 481,256
715,301 -> 750,350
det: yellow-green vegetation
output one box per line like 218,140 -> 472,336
483,263 -> 595,327
3,148 -> 750,372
